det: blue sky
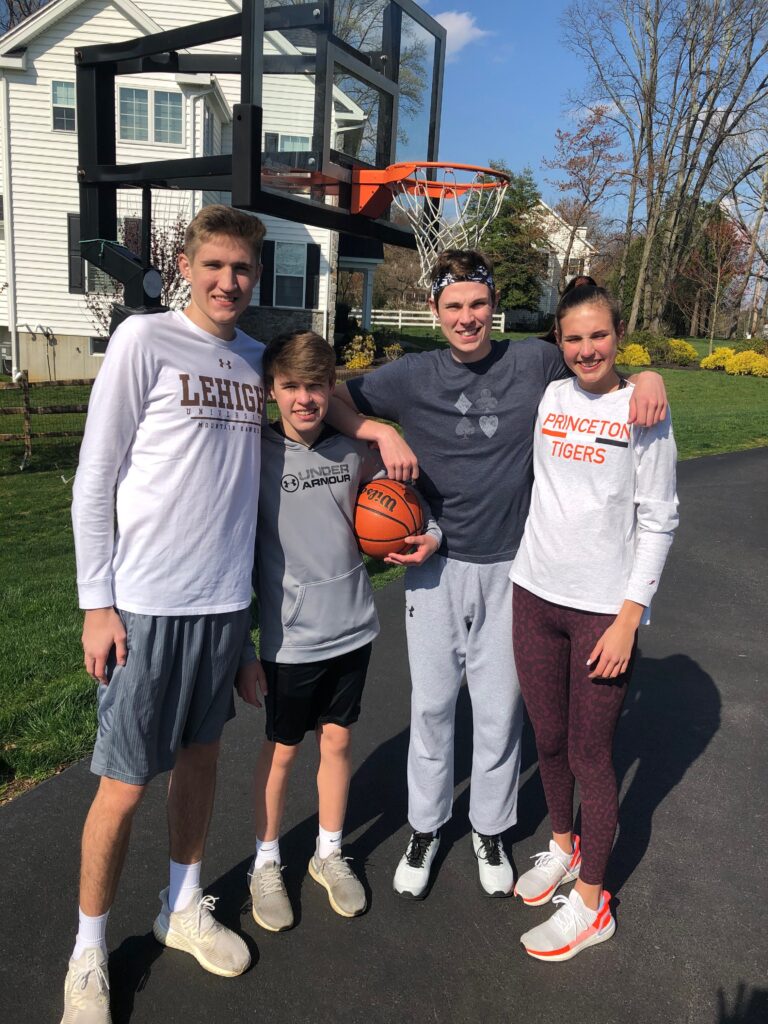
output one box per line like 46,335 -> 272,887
425,1 -> 589,205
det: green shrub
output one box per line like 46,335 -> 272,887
627,331 -> 669,362
667,339 -> 699,366
617,343 -> 652,366
732,338 -> 768,356
724,350 -> 768,377
700,347 -> 735,370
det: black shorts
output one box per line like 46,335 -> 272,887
263,644 -> 372,745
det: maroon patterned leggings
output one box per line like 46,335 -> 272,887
512,584 -> 637,885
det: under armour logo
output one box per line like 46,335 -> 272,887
219,358 -> 231,369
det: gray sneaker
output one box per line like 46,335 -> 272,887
60,947 -> 111,1024
248,860 -> 294,932
153,886 -> 250,977
308,847 -> 366,917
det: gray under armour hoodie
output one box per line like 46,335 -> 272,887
253,424 -> 440,664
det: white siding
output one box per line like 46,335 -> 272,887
0,0 -> 336,344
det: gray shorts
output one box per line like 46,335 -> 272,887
90,607 -> 252,786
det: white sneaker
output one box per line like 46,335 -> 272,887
60,947 -> 111,1024
471,831 -> 514,897
248,861 -> 294,932
393,830 -> 440,900
153,887 -> 250,977
514,836 -> 581,906
520,888 -> 615,962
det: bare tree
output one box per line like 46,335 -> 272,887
564,0 -> 768,333
543,106 -> 625,293
671,209 -> 749,351
0,1 -> 48,33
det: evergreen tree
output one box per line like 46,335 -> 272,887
480,164 -> 547,311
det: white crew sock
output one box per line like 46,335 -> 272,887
317,826 -> 343,860
254,836 -> 281,869
72,908 -> 110,959
168,859 -> 201,913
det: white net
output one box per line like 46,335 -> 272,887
388,166 -> 509,287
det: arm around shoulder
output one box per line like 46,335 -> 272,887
327,384 -> 419,481
626,370 -> 668,427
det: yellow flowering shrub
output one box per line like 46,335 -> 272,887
343,333 -> 375,369
344,352 -> 374,371
383,342 -> 404,362
700,347 -> 736,370
667,339 -> 699,365
617,343 -> 651,367
724,350 -> 768,377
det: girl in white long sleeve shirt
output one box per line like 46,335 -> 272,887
510,286 -> 678,962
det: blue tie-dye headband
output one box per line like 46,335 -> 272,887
431,265 -> 496,300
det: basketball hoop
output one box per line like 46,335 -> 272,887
351,162 -> 510,287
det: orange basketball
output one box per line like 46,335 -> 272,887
354,480 -> 424,559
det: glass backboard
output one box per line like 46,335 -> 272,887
250,0 -> 446,237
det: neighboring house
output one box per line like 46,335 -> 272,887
0,0 -> 360,380
505,201 -> 599,330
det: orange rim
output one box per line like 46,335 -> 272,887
351,161 -> 510,217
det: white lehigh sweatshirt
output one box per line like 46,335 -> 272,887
510,378 -> 679,615
71,310 -> 265,616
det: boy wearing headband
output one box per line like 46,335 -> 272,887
334,249 -> 668,901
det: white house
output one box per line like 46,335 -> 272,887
537,201 -> 598,314
0,0 -> 356,380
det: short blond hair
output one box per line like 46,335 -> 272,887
184,204 -> 266,262
263,331 -> 336,387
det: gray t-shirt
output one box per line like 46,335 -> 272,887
347,338 -> 568,563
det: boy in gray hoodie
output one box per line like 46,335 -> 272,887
236,331 -> 438,931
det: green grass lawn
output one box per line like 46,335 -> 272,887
0,470 -> 408,798
1,368 -> 766,797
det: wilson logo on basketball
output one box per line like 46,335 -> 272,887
362,486 -> 397,512
354,480 -> 424,560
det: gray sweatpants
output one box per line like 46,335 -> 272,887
404,556 -> 522,835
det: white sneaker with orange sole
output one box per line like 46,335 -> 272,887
520,888 -> 615,962
514,836 -> 581,906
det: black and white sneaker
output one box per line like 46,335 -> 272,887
472,831 -> 514,897
393,830 -> 440,899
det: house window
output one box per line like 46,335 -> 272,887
280,134 -> 311,152
258,240 -> 320,309
203,104 -> 214,157
52,81 -> 76,132
567,256 -> 585,276
155,91 -> 183,145
119,88 -> 149,141
264,133 -> 310,154
89,337 -> 109,357
274,241 -> 306,307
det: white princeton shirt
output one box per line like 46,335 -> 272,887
510,378 -> 679,615
72,310 -> 264,615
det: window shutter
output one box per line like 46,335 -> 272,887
260,240 -> 274,306
68,213 -> 84,294
304,243 -> 320,309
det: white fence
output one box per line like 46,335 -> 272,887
351,308 -> 505,331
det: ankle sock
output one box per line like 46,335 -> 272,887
254,836 -> 281,869
72,908 -> 110,959
317,826 -> 343,860
168,859 -> 201,913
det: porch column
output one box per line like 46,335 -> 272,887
361,269 -> 374,331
